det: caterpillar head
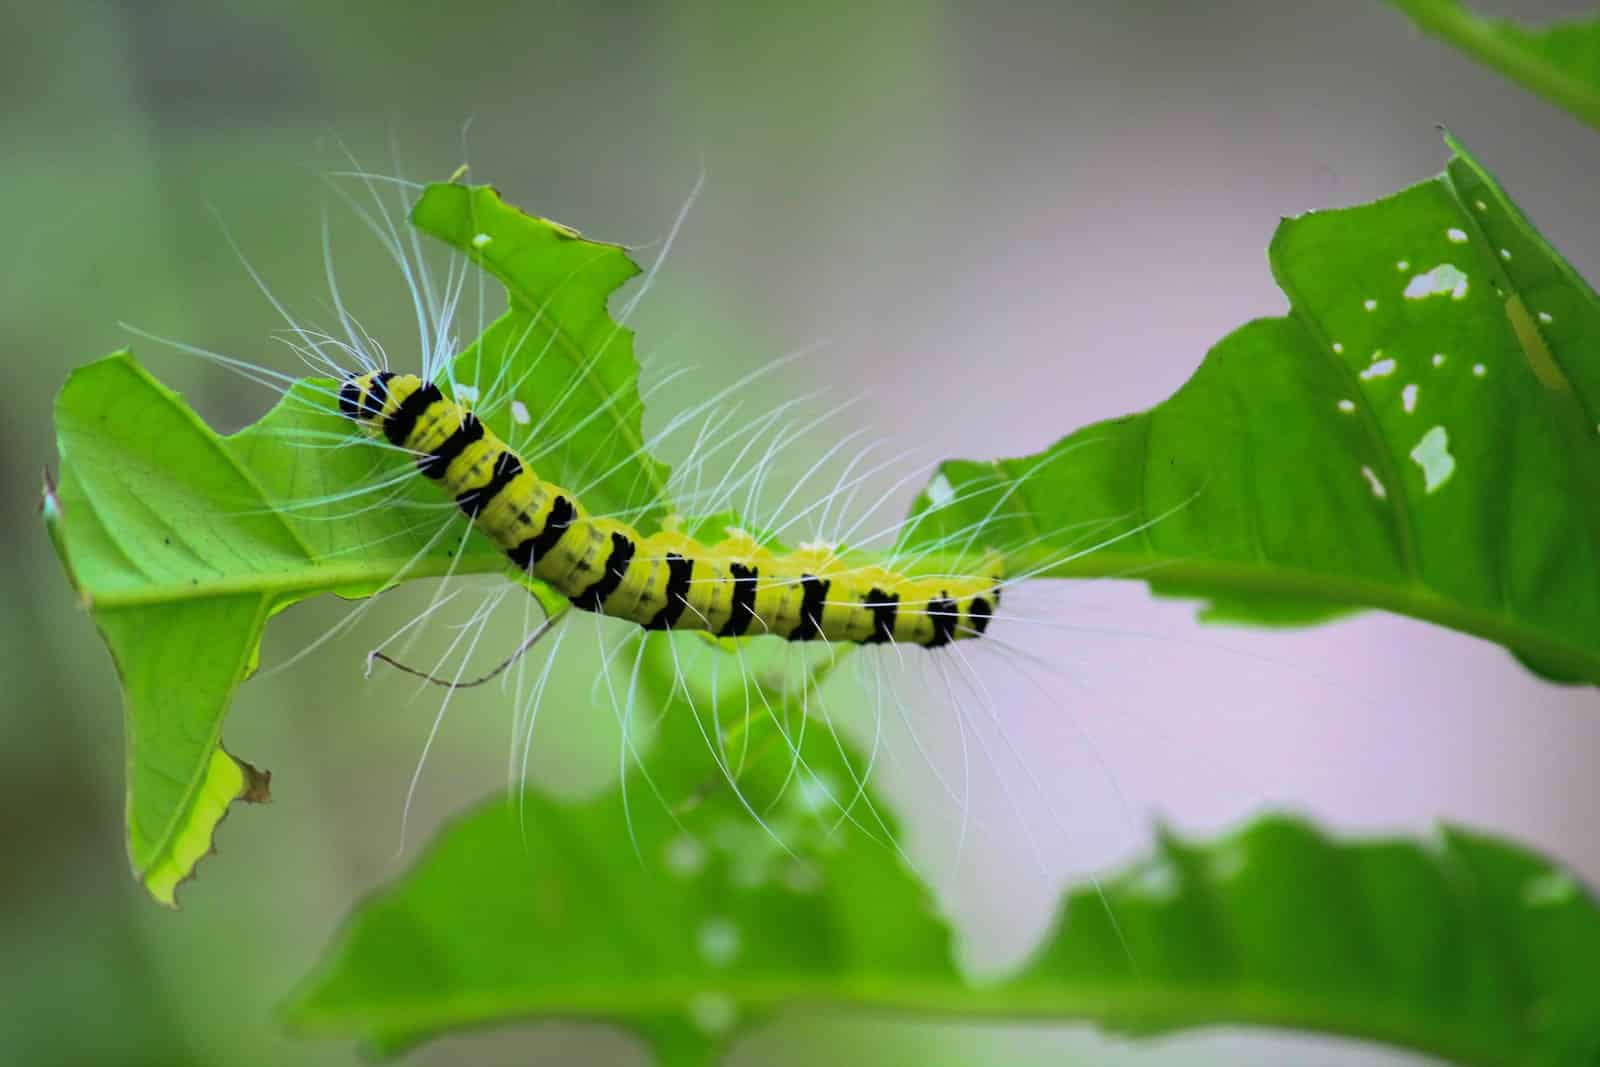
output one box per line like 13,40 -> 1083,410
338,371 -> 400,429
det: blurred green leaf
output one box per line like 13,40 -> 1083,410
1386,1 -> 1600,130
287,743 -> 1600,1067
901,135 -> 1600,683
45,184 -> 666,903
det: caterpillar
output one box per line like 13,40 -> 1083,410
339,370 -> 1005,648
110,160 -> 1163,898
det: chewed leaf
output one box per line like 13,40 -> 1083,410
1387,1 -> 1600,132
289,636 -> 1600,1065
47,184 -> 662,903
48,357 -> 312,902
287,801 -> 1600,1066
901,134 -> 1600,683
49,358 -> 441,902
143,749 -> 270,906
412,183 -> 675,531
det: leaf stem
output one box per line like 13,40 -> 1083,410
1387,0 -> 1600,132
84,554 -> 505,611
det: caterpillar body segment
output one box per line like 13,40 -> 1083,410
341,372 -> 1004,648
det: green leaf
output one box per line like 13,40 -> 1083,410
288,634 -> 1600,1067
45,182 -> 665,903
411,183 -> 674,531
48,355 -> 495,905
1386,1 -> 1600,131
286,775 -> 1600,1067
48,355 -> 317,904
900,135 -> 1600,683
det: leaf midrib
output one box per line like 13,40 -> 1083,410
85,531 -> 1597,681
292,978 -> 1519,1067
83,552 -> 504,611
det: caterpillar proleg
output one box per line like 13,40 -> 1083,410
340,370 -> 1005,647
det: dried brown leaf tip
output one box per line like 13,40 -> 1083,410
236,756 -> 273,804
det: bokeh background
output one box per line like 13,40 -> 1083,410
5,2 -> 1599,1065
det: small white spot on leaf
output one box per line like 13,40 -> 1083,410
1360,358 -> 1396,381
710,817 -> 749,852
792,773 -> 836,816
1475,199 -> 1488,212
1431,353 -> 1446,368
664,834 -> 707,878
510,399 -> 531,425
924,472 -> 955,508
1404,264 -> 1469,301
1500,248 -> 1512,260
471,232 -> 492,248
698,917 -> 742,968
1446,227 -> 1468,243
1337,399 -> 1356,414
1538,311 -> 1554,325
1523,872 -> 1578,908
1396,259 -> 1409,271
1410,426 -> 1456,494
1332,342 -> 1344,354
1473,363 -> 1487,377
730,855 -> 772,891
782,860 -> 823,894
1361,465 -> 1387,500
1363,298 -> 1378,311
688,992 -> 738,1036
1209,846 -> 1248,881
1401,383 -> 1418,413
1130,860 -> 1179,901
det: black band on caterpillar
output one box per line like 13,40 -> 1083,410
343,373 -> 1003,649
967,596 -> 993,635
863,588 -> 899,644
644,554 -> 695,631
570,531 -> 635,611
718,563 -> 759,638
457,450 -> 522,519
924,594 -> 960,649
362,371 -> 396,420
383,381 -> 444,446
338,379 -> 363,419
419,411 -> 484,479
508,495 -> 575,572
786,575 -> 830,642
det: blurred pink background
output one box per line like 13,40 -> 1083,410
4,3 -> 1597,1065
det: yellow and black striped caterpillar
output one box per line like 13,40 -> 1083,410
340,370 -> 1003,648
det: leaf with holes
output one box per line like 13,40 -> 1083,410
287,634 -> 1600,1067
901,133 -> 1600,683
44,184 -> 665,903
287,733 -> 1600,1067
411,183 -> 674,533
1386,0 -> 1600,131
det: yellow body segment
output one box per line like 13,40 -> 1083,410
340,372 -> 1002,646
